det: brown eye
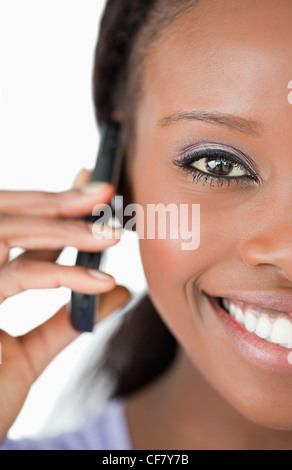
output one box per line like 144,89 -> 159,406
192,156 -> 250,178
173,144 -> 259,188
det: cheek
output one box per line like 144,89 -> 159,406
129,135 -> 251,354
136,200 -> 241,299
138,237 -> 200,352
136,212 -> 233,344
130,160 -> 242,348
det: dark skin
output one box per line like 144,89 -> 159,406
124,0 -> 292,450
1,0 -> 292,451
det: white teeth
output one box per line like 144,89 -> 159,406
222,298 -> 230,312
235,307 -> 245,325
228,303 -> 245,325
281,342 -> 292,349
245,309 -> 257,333
229,303 -> 237,318
255,316 -> 272,340
270,319 -> 292,344
223,300 -> 292,349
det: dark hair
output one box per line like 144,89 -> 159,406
97,295 -> 178,398
93,0 -> 156,126
91,0 -> 196,399
93,0 -> 196,133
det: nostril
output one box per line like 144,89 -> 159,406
240,236 -> 292,273
240,238 -> 274,268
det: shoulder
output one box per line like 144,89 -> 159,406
82,399 -> 133,450
1,399 -> 133,451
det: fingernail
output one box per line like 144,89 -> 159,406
92,223 -> 123,240
89,270 -> 113,281
80,182 -> 110,194
73,169 -> 91,189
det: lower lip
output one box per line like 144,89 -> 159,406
207,295 -> 292,375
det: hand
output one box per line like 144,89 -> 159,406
0,170 -> 131,440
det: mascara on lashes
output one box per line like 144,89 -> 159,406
173,142 -> 260,183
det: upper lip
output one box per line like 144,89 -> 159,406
206,291 -> 292,315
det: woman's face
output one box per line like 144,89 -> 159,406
128,0 -> 292,429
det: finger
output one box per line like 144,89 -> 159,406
15,249 -> 63,264
8,170 -> 94,265
0,183 -> 114,218
19,286 -> 132,381
0,258 -> 116,305
0,242 -> 9,266
97,285 -> 132,322
73,169 -> 92,189
0,215 -> 122,251
18,304 -> 80,381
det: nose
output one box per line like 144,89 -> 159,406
240,225 -> 292,281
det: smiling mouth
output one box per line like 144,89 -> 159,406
202,293 -> 292,373
217,297 -> 292,349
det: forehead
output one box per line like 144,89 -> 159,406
140,0 -> 292,127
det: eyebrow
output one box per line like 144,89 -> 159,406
158,110 -> 264,136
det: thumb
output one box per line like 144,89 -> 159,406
21,285 -> 132,379
73,169 -> 92,189
96,285 -> 132,323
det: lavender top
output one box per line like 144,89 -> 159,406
0,400 -> 133,451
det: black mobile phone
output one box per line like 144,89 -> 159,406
70,121 -> 124,332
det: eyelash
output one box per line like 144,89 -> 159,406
173,148 -> 259,188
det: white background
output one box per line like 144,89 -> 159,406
0,0 -> 146,439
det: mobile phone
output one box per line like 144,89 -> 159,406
70,121 -> 124,332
